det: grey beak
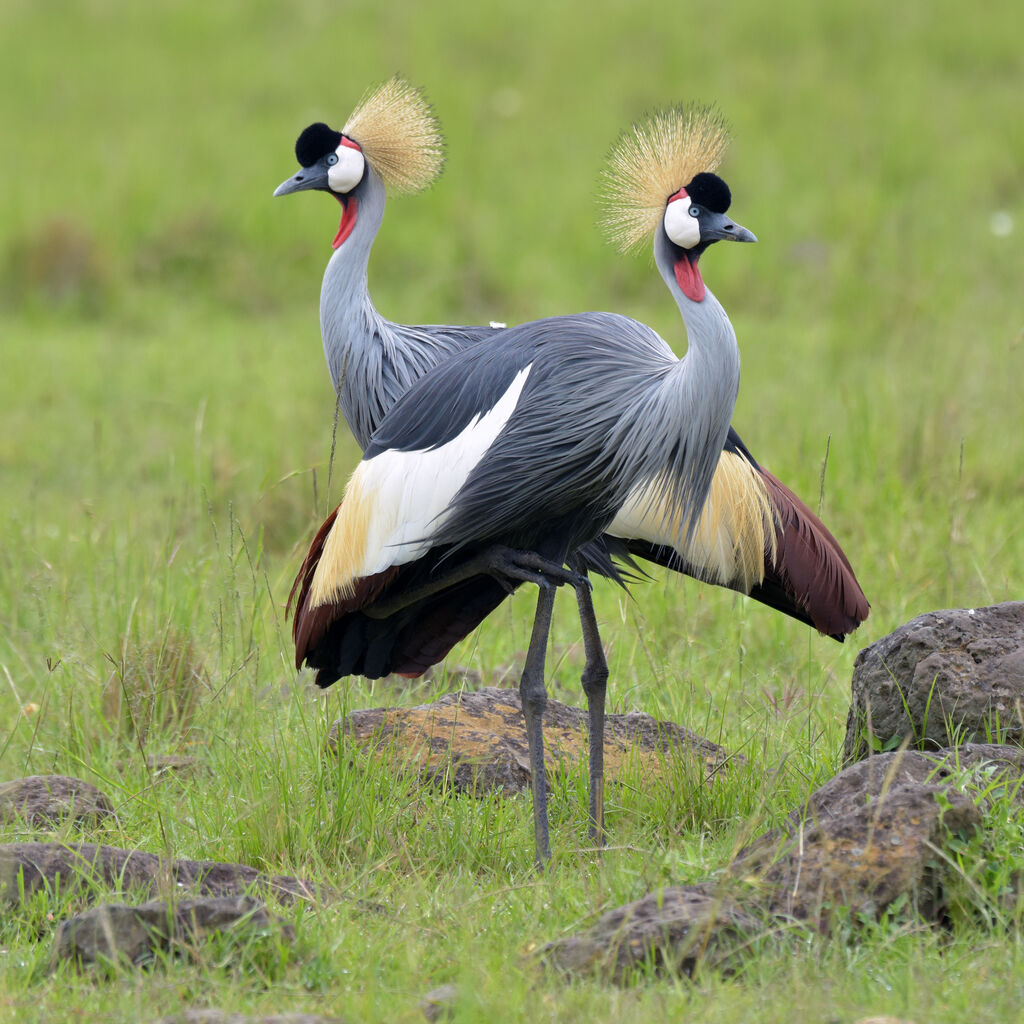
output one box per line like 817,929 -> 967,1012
273,166 -> 329,197
705,211 -> 757,243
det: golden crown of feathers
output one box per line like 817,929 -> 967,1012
343,76 -> 445,194
600,104 -> 731,254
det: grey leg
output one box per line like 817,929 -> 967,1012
520,584 -> 557,868
574,582 -> 608,845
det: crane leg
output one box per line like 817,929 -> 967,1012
520,582 -> 557,869
573,581 -> 608,846
360,542 -> 578,867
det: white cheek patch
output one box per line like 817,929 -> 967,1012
664,199 -> 701,249
327,145 -> 366,193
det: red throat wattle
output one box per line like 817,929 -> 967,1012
332,196 -> 358,249
674,256 -> 705,302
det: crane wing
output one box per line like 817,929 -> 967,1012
613,429 -> 869,640
366,343 -> 534,457
306,364 -> 532,607
345,321 -> 504,448
608,435 -> 776,593
291,362 -> 534,677
748,464 -> 869,640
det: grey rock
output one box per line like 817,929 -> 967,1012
543,884 -> 762,982
53,895 -> 291,967
734,752 -> 982,927
328,686 -> 738,796
0,842 -> 324,909
0,776 -> 115,828
940,742 -> 1024,802
419,983 -> 458,1021
768,743 -> 1024,842
844,603 -> 1024,763
548,751 -> 986,982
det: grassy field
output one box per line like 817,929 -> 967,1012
2,0 -> 1023,1019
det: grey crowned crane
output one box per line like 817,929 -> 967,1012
599,108 -> 869,642
273,76 -> 503,450
276,82 -> 867,645
290,109 -> 861,867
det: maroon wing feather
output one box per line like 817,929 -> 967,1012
384,576 -> 513,678
755,468 -> 869,639
288,508 -> 513,684
289,508 -> 398,670
624,458 -> 869,641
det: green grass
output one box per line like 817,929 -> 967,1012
2,0 -> 1023,1019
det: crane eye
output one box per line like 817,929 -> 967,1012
326,153 -> 339,166
689,206 -> 700,218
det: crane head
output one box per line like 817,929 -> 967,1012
274,124 -> 367,198
663,173 -> 756,251
663,172 -> 756,301
274,124 -> 368,248
275,78 -> 443,203
273,80 -> 443,250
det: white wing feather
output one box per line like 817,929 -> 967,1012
358,365 -> 532,574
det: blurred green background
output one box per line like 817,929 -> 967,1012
2,0 -> 1021,727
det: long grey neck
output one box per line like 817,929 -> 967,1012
663,272 -> 739,401
318,168 -> 406,448
319,169 -> 388,391
654,230 -> 741,408
645,232 -> 742,544
315,165 -> 495,451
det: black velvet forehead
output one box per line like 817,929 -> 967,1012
685,172 -> 731,214
295,122 -> 343,167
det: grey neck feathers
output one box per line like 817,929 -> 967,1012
633,232 -> 741,547
317,167 -> 391,448
317,167 -> 493,450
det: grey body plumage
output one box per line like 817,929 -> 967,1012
369,297 -> 738,563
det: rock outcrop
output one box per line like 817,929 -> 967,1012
545,745 -> 1014,982
844,603 -> 1024,763
328,686 -> 738,795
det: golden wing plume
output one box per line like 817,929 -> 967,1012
344,75 -> 445,194
600,104 -> 731,254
